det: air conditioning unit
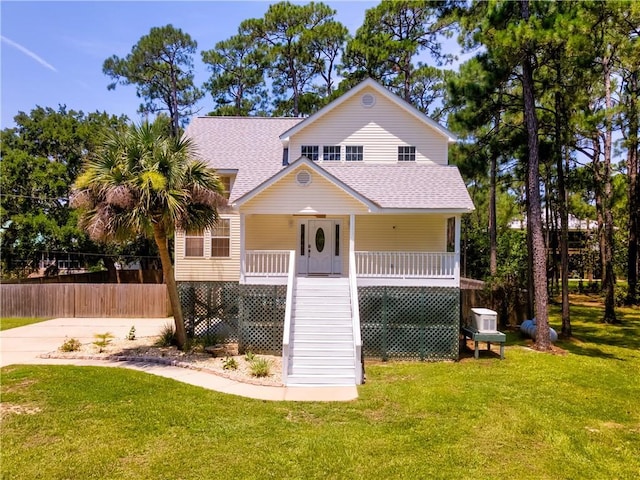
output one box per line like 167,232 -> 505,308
471,308 -> 498,333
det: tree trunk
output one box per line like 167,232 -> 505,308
153,223 -> 187,349
602,53 -> 618,324
555,61 -> 571,337
489,110 -> 498,277
591,134 -> 606,284
555,160 -> 571,336
627,71 -> 639,305
170,68 -> 181,138
520,0 -> 551,350
102,256 -> 118,283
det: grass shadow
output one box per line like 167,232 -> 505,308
548,296 -> 640,359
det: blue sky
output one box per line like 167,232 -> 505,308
1,0 -> 379,129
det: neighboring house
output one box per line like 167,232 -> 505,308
177,79 -> 474,386
509,214 -> 598,279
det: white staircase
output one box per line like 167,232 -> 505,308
286,277 -> 357,386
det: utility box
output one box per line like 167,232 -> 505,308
471,308 -> 498,333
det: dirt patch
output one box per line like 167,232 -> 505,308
0,403 -> 42,420
41,336 -> 282,387
522,339 -> 568,355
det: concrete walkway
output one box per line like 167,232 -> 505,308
0,318 -> 358,402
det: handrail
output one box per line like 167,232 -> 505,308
349,248 -> 364,385
281,250 -> 296,384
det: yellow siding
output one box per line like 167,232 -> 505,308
245,215 -> 297,250
289,86 -> 449,165
242,168 -> 370,215
174,213 -> 241,281
354,214 -> 447,252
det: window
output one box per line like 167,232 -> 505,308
185,230 -> 204,257
398,146 -> 416,162
301,145 -> 319,161
345,146 -> 363,162
211,219 -> 231,257
219,176 -> 231,199
323,145 -> 341,161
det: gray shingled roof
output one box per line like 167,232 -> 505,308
184,116 -> 474,211
184,116 -> 303,202
322,163 -> 474,210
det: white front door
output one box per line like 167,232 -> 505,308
308,220 -> 333,274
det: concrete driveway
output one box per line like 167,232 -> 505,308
0,317 -> 171,367
0,317 -> 359,401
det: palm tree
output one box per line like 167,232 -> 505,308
72,119 -> 225,349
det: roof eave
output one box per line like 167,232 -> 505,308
377,207 -> 475,214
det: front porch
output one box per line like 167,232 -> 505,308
240,212 -> 462,287
243,249 -> 460,287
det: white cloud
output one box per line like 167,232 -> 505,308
1,35 -> 57,72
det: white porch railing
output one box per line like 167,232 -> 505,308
281,250 -> 296,384
245,250 -> 291,277
349,248 -> 364,385
355,251 -> 458,278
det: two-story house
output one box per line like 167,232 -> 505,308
176,79 -> 474,386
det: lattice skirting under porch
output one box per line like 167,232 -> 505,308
358,286 -> 460,361
178,282 -> 285,355
178,282 -> 459,360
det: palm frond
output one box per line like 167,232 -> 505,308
74,119 -> 222,246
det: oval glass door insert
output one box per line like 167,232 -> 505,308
315,228 -> 325,252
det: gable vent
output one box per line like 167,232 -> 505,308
296,170 -> 312,186
361,93 -> 376,108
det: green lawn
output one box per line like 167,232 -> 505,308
1,297 -> 639,479
0,317 -> 48,331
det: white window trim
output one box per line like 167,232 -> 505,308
301,145 -> 319,161
398,145 -> 416,162
345,145 -> 364,162
211,218 -> 231,258
322,145 -> 341,161
184,230 -> 205,257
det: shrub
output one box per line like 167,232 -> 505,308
614,283 -> 629,307
155,324 -> 176,347
93,332 -> 114,353
126,326 -> 136,341
244,351 -> 255,362
222,357 -> 238,370
249,358 -> 271,378
59,338 -> 82,352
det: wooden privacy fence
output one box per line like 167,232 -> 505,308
460,278 -> 528,328
0,284 -> 171,318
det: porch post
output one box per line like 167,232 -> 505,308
454,215 -> 461,285
350,214 -> 355,276
240,212 -> 246,283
